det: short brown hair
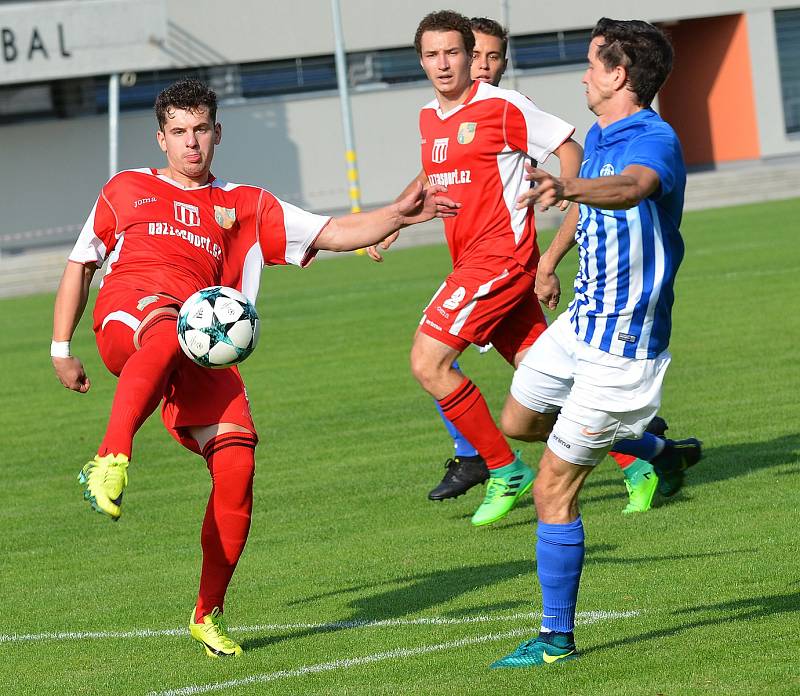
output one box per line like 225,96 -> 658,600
414,10 -> 474,56
470,17 -> 508,57
154,78 -> 217,130
591,18 -> 673,106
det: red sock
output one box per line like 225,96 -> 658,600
438,378 -> 514,470
98,315 -> 182,458
609,451 -> 636,470
195,431 -> 256,622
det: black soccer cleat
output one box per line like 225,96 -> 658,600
651,438 -> 703,497
428,455 -> 490,501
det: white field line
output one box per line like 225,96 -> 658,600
0,609 -> 637,645
146,610 -> 639,696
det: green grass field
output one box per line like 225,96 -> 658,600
1,198 -> 798,695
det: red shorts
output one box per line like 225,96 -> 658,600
93,286 -> 256,454
418,262 -> 547,365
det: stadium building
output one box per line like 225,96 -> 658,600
1,0 -> 799,287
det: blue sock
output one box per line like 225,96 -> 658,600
536,516 -> 585,633
434,401 -> 479,457
611,432 -> 663,461
433,360 -> 479,458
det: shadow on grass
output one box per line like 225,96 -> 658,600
240,545 -> 753,652
501,433 -> 800,514
686,434 -> 800,486
241,558 -> 531,651
581,590 -> 800,658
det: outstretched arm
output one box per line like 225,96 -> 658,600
366,169 -> 429,262
518,163 -> 660,212
52,260 -> 96,393
314,182 -> 458,252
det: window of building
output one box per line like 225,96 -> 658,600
775,8 -> 800,134
0,26 -> 591,125
512,29 -> 592,70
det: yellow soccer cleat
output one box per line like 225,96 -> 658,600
78,453 -> 129,521
190,607 -> 243,658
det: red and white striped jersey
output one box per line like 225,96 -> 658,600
419,81 -> 574,270
69,168 -> 330,303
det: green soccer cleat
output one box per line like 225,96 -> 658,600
491,631 -> 578,668
190,607 -> 243,658
470,455 -> 534,527
78,453 -> 129,521
622,459 -> 659,514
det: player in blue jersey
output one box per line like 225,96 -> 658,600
490,18 -> 701,668
414,17 -> 691,513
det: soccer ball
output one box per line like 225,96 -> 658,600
177,286 -> 260,368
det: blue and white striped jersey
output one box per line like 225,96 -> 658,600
568,108 -> 686,359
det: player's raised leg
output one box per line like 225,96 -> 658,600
80,301 -> 183,520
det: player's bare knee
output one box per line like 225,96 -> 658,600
501,405 -> 553,442
409,349 -> 445,393
500,411 -> 536,441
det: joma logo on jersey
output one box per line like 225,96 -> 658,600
174,201 -> 201,227
431,137 -> 449,164
133,197 -> 157,208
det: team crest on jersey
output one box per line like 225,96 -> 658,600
457,122 -> 477,145
174,201 -> 201,227
600,163 -> 616,177
431,137 -> 449,164
136,295 -> 159,311
214,205 -> 237,230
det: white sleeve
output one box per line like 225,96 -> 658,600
503,91 -> 575,163
259,194 -> 331,268
68,199 -> 106,265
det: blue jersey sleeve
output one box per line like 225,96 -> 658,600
625,130 -> 683,200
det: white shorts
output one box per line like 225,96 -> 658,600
510,312 -> 671,466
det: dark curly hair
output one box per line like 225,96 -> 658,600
414,10 -> 474,56
470,17 -> 508,57
154,78 -> 217,130
591,18 -> 673,107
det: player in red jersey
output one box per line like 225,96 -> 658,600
400,10 -> 582,527
51,78 -> 457,658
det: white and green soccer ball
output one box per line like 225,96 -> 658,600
177,286 -> 260,368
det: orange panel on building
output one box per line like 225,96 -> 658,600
659,14 -> 760,166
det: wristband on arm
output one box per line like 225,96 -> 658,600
50,340 -> 71,358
